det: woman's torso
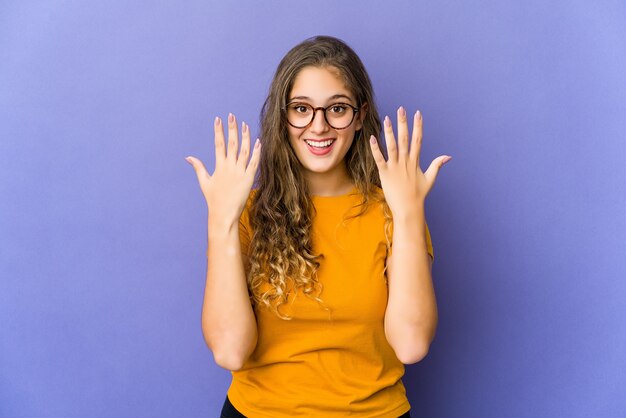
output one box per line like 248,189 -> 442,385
226,188 -> 433,417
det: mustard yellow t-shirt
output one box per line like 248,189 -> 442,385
227,187 -> 434,418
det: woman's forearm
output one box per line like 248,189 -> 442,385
384,205 -> 438,364
202,216 -> 258,371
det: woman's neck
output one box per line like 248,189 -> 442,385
305,165 -> 355,197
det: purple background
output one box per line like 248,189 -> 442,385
2,1 -> 625,417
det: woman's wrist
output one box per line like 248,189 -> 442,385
208,215 -> 240,239
390,200 -> 426,225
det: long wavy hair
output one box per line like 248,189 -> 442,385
247,36 -> 390,319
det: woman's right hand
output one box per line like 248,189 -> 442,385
185,113 -> 261,223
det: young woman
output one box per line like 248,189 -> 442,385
186,35 -> 451,418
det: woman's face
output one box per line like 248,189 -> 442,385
286,66 -> 363,186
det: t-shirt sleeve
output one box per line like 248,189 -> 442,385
238,190 -> 256,258
425,222 -> 434,262
239,206 -> 251,257
389,219 -> 434,262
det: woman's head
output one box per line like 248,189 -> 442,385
248,36 -> 387,319
258,35 -> 382,195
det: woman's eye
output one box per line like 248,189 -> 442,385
330,105 -> 347,114
293,105 -> 310,114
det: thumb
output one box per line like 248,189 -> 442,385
185,156 -> 209,177
424,155 -> 452,185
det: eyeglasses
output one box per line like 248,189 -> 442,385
283,102 -> 360,130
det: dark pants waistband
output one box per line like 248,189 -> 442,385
220,395 -> 411,417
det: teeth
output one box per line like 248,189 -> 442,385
305,139 -> 334,148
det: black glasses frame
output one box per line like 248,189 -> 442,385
282,102 -> 360,130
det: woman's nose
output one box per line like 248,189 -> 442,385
309,109 -> 330,133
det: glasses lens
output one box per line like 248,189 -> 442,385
286,104 -> 314,128
324,104 -> 355,129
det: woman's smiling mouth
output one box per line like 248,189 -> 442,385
304,138 -> 336,155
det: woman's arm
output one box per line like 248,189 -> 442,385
186,113 -> 261,371
202,217 -> 257,371
384,207 -> 436,364
368,106 -> 450,364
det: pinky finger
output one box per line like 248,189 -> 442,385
369,135 -> 386,169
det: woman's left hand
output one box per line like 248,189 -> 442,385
369,107 -> 451,217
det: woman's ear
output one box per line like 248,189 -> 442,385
356,102 -> 368,131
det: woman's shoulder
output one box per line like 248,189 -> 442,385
240,189 -> 258,226
246,188 -> 259,207
370,185 -> 384,197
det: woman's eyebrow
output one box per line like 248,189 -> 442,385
288,94 -> 354,102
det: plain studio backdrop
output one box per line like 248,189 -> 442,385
1,1 -> 625,417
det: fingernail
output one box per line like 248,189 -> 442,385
384,116 -> 390,127
185,157 -> 192,164
215,116 -> 220,125
370,135 -> 377,144
242,122 -> 247,133
228,113 -> 234,124
416,110 -> 422,120
254,138 -> 260,148
398,106 -> 405,117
